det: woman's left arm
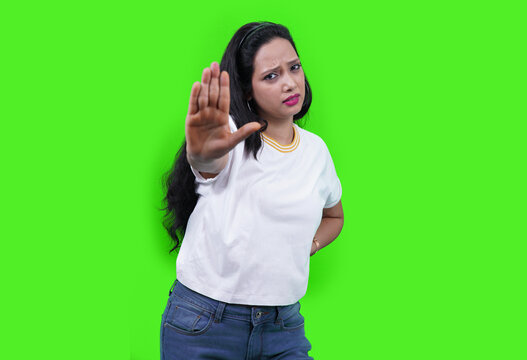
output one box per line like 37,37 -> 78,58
311,200 -> 344,256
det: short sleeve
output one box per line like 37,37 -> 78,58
322,142 -> 342,208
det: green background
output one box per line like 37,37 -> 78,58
1,1 -> 525,359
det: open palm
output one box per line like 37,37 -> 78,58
185,62 -> 261,163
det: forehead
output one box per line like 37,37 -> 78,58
253,37 -> 298,70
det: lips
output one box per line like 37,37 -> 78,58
283,94 -> 300,102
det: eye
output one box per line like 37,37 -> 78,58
264,73 -> 277,80
263,64 -> 302,81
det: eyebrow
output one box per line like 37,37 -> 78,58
261,58 -> 300,76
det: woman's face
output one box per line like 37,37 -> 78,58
250,37 -> 305,123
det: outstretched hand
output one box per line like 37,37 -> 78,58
185,62 -> 262,164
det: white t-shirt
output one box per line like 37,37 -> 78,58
176,115 -> 342,305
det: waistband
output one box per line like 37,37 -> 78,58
168,279 -> 300,323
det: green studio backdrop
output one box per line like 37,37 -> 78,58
1,1 -> 525,359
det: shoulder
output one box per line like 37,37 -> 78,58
296,125 -> 330,154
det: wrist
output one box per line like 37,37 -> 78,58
187,153 -> 228,173
311,237 -> 320,255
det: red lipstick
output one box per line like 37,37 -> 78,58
283,93 -> 300,106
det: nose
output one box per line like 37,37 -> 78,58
282,71 -> 297,92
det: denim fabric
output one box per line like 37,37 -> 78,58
160,279 -> 314,360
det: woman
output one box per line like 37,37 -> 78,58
162,21 -> 343,359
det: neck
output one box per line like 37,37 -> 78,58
261,116 -> 295,145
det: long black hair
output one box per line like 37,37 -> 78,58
162,21 -> 313,253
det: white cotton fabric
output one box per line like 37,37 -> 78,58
176,115 -> 342,305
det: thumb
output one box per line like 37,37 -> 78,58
227,122 -> 263,149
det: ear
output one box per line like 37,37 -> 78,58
245,90 -> 253,102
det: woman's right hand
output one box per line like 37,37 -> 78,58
185,62 -> 262,172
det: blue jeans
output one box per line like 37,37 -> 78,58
160,279 -> 314,359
